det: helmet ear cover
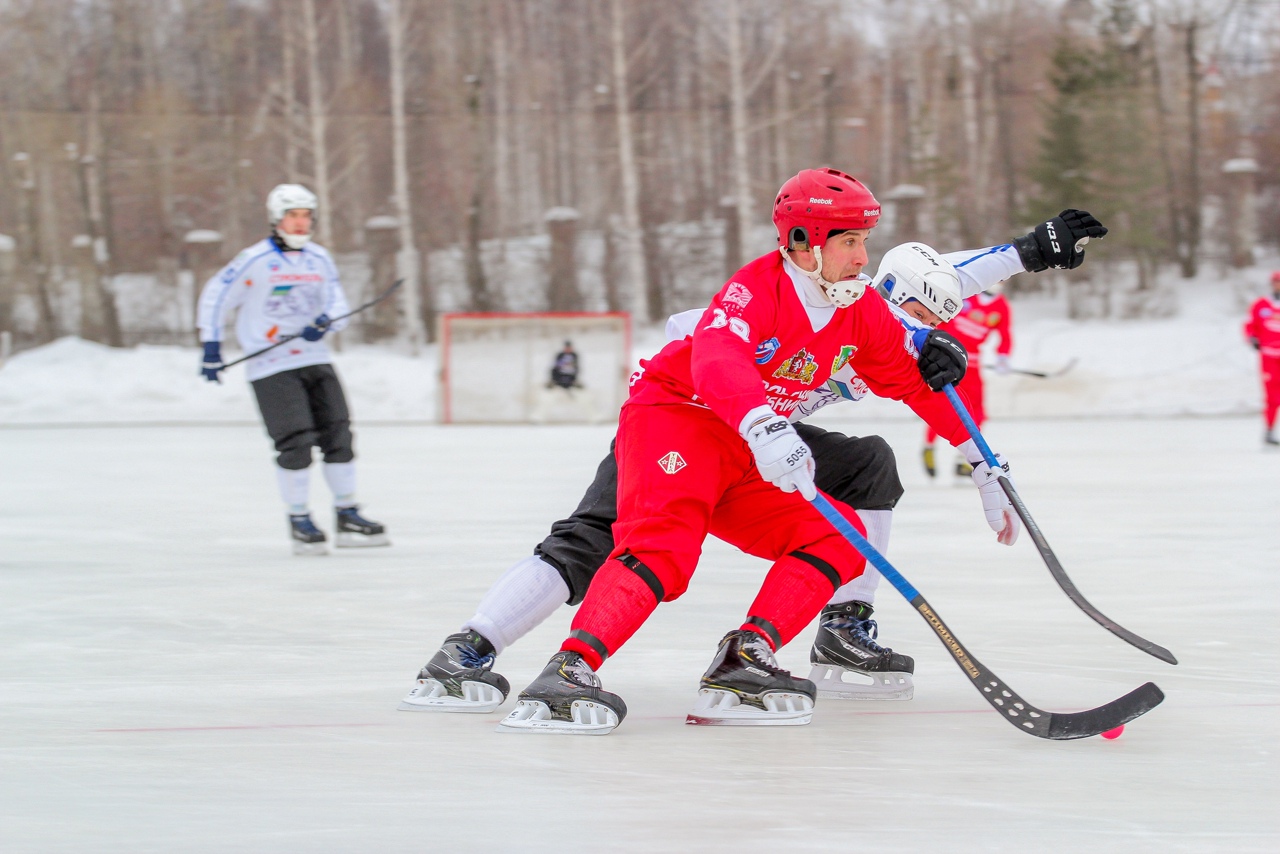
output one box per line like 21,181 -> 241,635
788,226 -> 811,252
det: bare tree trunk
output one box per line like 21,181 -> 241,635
282,1 -> 299,182
388,0 -> 425,347
11,152 -> 58,342
727,0 -> 752,271
302,0 -> 331,245
74,88 -> 123,346
1181,19 -> 1202,278
610,0 -> 647,321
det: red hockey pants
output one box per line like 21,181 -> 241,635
1262,355 -> 1280,431
562,403 -> 868,668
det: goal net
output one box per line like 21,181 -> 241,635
439,312 -> 633,424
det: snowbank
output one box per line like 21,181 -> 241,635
0,270 -> 1269,426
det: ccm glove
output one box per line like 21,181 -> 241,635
918,329 -> 968,391
1014,209 -> 1109,272
741,405 -> 816,500
301,313 -> 331,342
201,341 -> 223,383
971,453 -> 1021,546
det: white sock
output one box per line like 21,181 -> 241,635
829,509 -> 891,606
323,462 -> 357,508
276,466 -> 311,515
462,554 -> 570,655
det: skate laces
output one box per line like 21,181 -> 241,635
739,634 -> 780,670
291,515 -> 322,535
831,616 -> 886,654
559,655 -> 602,688
456,644 -> 494,670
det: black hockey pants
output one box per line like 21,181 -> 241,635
251,363 -> 354,470
536,423 -> 903,604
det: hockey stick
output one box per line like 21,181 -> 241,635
217,278 -> 405,373
942,383 -> 1178,665
983,358 -> 1078,379
809,492 -> 1164,739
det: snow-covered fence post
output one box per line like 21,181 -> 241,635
546,207 -> 581,312
885,184 -> 926,247
183,230 -> 223,345
0,234 -> 14,351
363,215 -> 401,342
70,235 -> 105,343
719,196 -> 740,283
1222,157 -> 1259,270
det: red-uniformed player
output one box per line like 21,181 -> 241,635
923,287 -> 1014,477
1244,271 -> 1280,446
497,169 -> 1020,735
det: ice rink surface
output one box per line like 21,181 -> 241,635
1,414 -> 1277,853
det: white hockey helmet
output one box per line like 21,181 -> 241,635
873,242 -> 964,323
266,183 -> 317,249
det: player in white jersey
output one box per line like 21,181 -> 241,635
197,184 -> 389,555
399,213 -> 1107,714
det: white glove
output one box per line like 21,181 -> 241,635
971,453 -> 1020,545
740,405 -> 816,500
995,355 -> 1012,375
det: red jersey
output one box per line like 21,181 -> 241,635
1244,296 -> 1280,359
944,292 -> 1013,356
629,252 -> 970,446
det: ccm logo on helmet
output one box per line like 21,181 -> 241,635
810,197 -> 833,205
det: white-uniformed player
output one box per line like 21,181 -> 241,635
197,184 -> 389,555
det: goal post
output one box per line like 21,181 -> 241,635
439,312 -> 633,424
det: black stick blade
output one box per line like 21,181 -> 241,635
1046,682 -> 1165,740
914,596 -> 1165,740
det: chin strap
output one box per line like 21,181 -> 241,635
780,246 -> 866,308
273,229 -> 312,250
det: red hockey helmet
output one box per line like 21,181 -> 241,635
773,168 -> 881,251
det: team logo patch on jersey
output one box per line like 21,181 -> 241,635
773,349 -> 818,384
1262,308 -> 1274,318
755,337 -> 781,364
831,345 -> 858,373
657,451 -> 687,475
270,284 -> 295,296
723,283 -> 753,309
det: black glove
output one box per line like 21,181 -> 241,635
1249,337 -> 1261,351
1013,209 -> 1109,272
918,329 -> 968,391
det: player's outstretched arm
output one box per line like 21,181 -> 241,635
1013,209 -> 1108,272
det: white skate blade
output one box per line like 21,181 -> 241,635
398,678 -> 505,714
291,540 -> 328,556
334,531 -> 390,548
495,699 -> 619,735
809,664 -> 914,700
685,688 -> 814,726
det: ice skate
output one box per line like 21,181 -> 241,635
954,454 -> 974,479
921,445 -> 936,478
1265,430 -> 1278,447
497,651 -> 626,735
333,506 -> 390,548
686,629 -> 816,726
399,630 -> 510,714
289,513 -> 328,556
808,601 -> 914,700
